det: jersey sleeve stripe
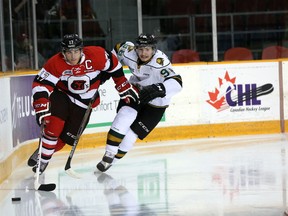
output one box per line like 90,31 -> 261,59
32,86 -> 51,97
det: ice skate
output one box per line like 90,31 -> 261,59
96,151 -> 115,172
27,148 -> 39,167
32,161 -> 49,174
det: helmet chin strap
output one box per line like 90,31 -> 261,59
78,51 -> 85,63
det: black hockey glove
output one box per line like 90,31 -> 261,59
116,80 -> 140,104
139,83 -> 166,104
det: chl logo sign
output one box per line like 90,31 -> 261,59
206,71 -> 274,111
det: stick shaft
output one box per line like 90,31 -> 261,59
35,124 -> 44,183
65,92 -> 98,171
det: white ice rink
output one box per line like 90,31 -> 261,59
1,133 -> 288,216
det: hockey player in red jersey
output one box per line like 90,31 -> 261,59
96,33 -> 183,172
28,34 -> 139,173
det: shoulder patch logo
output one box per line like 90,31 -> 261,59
128,45 -> 134,52
115,43 -> 121,51
156,58 -> 164,66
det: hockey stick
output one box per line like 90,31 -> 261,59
64,92 -> 98,178
218,83 -> 274,111
34,123 -> 56,191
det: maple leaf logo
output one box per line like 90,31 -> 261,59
206,71 -> 236,110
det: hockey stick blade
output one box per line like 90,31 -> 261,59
65,168 -> 83,179
34,181 -> 56,192
64,156 -> 82,178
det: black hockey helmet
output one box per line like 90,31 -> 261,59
61,34 -> 83,51
135,33 -> 157,49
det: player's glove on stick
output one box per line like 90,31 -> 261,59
33,98 -> 51,126
139,83 -> 166,104
116,80 -> 139,104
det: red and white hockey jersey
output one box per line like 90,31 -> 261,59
32,46 -> 128,108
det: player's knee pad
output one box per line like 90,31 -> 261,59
44,116 -> 65,138
111,106 -> 137,135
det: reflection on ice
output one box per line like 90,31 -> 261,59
0,134 -> 288,216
